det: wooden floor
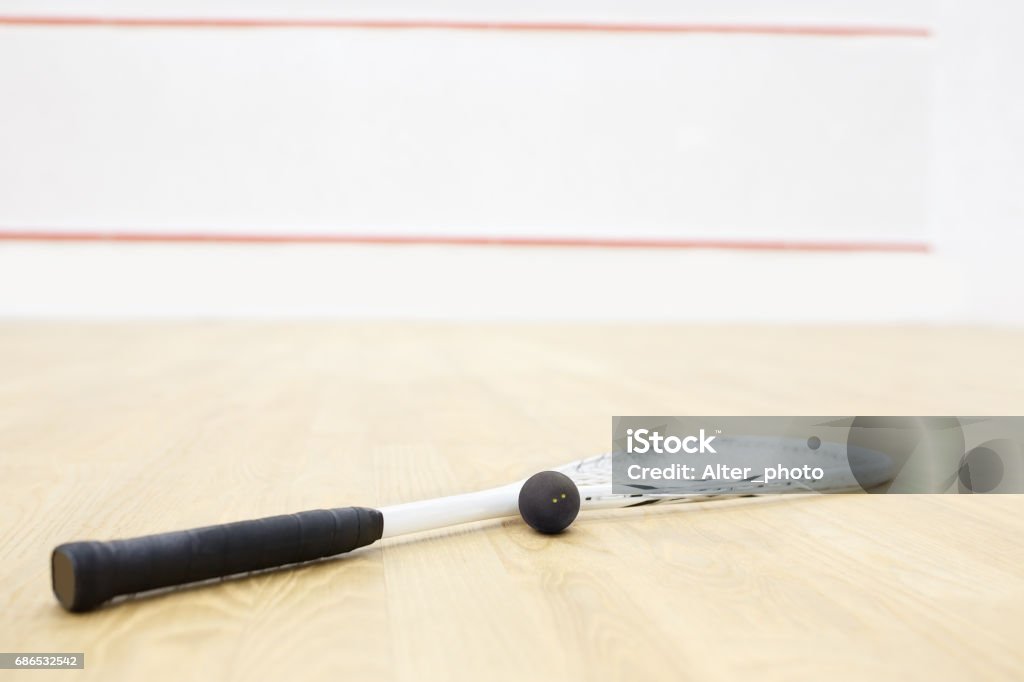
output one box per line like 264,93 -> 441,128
1,324 -> 1022,681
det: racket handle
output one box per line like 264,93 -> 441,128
51,506 -> 383,612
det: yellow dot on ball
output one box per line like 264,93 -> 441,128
552,498 -> 558,503
561,493 -> 566,499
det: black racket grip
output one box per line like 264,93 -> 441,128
51,506 -> 383,612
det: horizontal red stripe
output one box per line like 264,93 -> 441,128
0,231 -> 931,253
0,16 -> 931,37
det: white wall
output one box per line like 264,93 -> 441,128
929,0 -> 1024,324
0,28 -> 930,243
0,1 -> 1015,321
0,0 -> 935,24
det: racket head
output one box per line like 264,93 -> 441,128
551,436 -> 893,509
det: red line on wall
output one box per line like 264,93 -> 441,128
0,16 -> 931,37
0,231 -> 931,253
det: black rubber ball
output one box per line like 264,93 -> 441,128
518,471 -> 581,534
